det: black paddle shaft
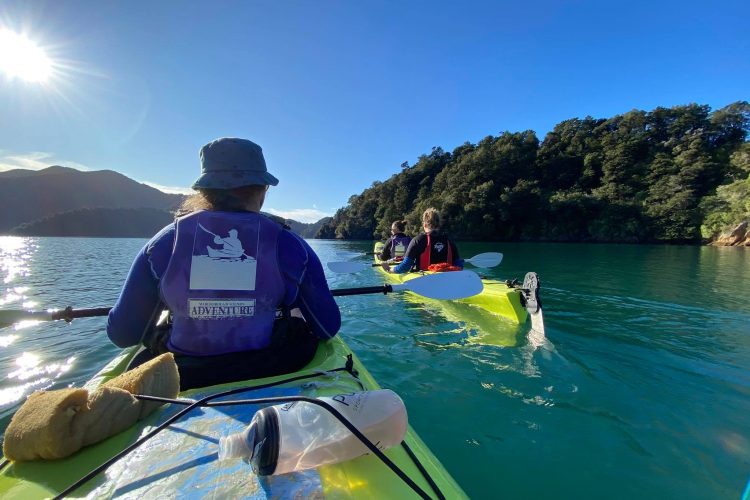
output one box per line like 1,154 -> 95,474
51,306 -> 112,322
331,284 -> 394,297
3,285 -> 399,328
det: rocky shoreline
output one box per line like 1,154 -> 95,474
711,221 -> 750,246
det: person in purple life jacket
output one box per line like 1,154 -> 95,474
377,220 -> 411,262
107,137 -> 341,390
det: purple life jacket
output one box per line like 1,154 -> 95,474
160,210 -> 285,356
391,234 -> 411,259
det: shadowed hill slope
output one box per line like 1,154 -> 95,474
0,166 -> 184,232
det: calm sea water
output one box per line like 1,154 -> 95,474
0,236 -> 748,499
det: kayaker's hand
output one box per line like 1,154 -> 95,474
381,263 -> 391,273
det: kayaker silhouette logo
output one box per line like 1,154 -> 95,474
189,221 -> 258,291
209,229 -> 245,258
433,242 -> 445,253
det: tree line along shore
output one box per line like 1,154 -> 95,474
317,102 -> 749,245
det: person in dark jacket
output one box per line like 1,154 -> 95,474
385,208 -> 463,274
107,137 -> 341,389
377,220 -> 411,262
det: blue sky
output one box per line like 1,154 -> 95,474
0,0 -> 748,222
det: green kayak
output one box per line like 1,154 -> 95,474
373,242 -> 529,324
0,335 -> 466,499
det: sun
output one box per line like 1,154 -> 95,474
0,28 -> 54,83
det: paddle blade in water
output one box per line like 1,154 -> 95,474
521,272 -> 544,335
529,307 -> 545,336
465,252 -> 503,268
327,261 -> 368,273
394,270 -> 484,300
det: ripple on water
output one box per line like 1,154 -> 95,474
0,239 -> 747,500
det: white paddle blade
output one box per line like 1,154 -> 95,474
529,308 -> 545,336
327,261 -> 368,273
466,252 -> 503,268
394,270 -> 484,300
522,272 -> 544,335
335,251 -> 362,260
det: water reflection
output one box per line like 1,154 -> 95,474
0,237 -> 54,410
0,334 -> 18,347
13,319 -> 43,331
0,237 -> 148,423
0,236 -> 36,286
0,352 -> 76,406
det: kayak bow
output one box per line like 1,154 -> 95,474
0,335 -> 467,499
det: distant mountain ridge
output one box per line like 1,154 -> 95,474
0,165 -> 328,238
0,166 -> 184,233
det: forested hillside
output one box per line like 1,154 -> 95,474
286,217 -> 332,239
10,208 -> 174,237
0,166 -> 184,232
318,102 -> 749,243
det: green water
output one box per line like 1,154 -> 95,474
0,237 -> 748,499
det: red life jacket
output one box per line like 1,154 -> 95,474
419,232 -> 459,271
427,262 -> 462,272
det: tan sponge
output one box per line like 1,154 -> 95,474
3,352 -> 180,461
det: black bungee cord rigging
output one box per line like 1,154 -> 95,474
48,359 -> 446,500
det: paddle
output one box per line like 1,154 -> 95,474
520,272 -> 546,336
0,272 -> 484,328
334,251 -> 363,261
328,252 -> 503,274
0,306 -> 112,329
332,270 -> 483,300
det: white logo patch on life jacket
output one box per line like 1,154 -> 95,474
190,222 -> 258,291
189,299 -> 256,319
434,242 -> 445,253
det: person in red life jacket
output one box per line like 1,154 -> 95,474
107,137 -> 341,390
377,220 -> 411,262
384,208 -> 464,274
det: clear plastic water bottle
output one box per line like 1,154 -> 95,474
218,389 -> 408,475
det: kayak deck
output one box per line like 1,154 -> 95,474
0,336 -> 466,499
373,242 -> 528,324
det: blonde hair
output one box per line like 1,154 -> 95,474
422,208 -> 441,231
177,185 -> 267,216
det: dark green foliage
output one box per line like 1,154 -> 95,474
700,143 -> 750,239
317,101 -> 749,242
10,208 -> 175,237
284,217 -> 332,239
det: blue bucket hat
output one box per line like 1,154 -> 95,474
192,137 -> 279,190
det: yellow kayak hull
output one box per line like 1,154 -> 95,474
374,241 -> 528,325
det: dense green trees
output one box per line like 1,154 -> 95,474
318,102 -> 749,243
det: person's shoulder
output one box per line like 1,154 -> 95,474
261,212 -> 291,230
152,221 -> 176,239
146,222 -> 176,254
278,228 -> 313,260
279,227 -> 306,246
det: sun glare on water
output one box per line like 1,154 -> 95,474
0,28 -> 54,83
